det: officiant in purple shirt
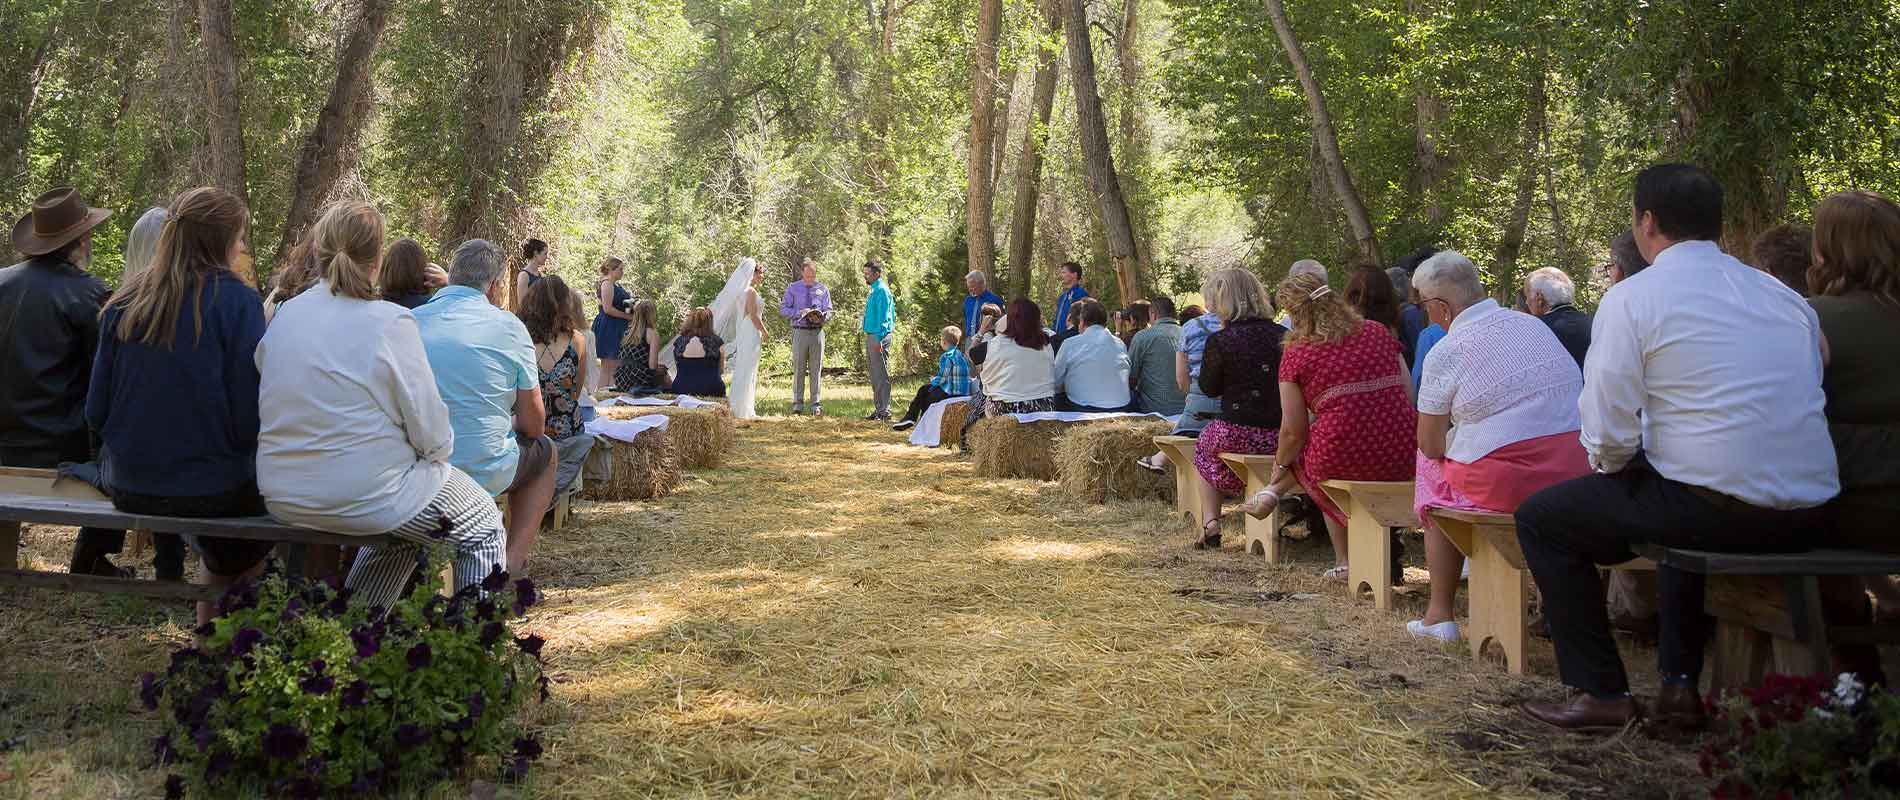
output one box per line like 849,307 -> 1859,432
780,258 -> 834,416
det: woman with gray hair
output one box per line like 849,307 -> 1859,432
122,207 -> 169,280
1405,250 -> 1590,641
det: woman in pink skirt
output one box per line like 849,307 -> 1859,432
1189,268 -> 1285,548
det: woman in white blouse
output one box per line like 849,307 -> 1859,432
1408,251 -> 1591,642
958,299 -> 1057,448
255,201 -> 505,610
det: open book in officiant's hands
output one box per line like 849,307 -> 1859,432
801,309 -> 825,324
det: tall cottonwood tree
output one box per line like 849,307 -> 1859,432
1007,0 -> 1063,296
966,0 -> 1003,284
197,0 -> 246,202
274,0 -> 389,263
1261,0 -> 1379,265
1063,0 -> 1145,302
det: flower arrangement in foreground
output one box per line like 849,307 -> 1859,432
141,557 -> 548,798
1701,673 -> 1900,798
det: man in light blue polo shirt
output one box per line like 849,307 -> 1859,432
413,239 -> 558,572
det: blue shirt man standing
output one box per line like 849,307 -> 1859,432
962,270 -> 1003,351
861,260 -> 896,421
1052,261 -> 1090,334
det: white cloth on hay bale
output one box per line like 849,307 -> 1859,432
909,396 -> 970,448
598,395 -> 719,410
1005,411 -> 1179,425
584,414 -> 671,443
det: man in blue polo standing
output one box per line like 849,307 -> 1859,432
861,259 -> 896,421
962,270 -> 1002,351
1052,260 -> 1089,335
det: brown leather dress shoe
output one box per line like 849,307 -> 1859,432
1521,693 -> 1641,733
1652,685 -> 1707,729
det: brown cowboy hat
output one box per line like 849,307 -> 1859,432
12,187 -> 112,256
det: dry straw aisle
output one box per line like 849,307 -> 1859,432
521,417 -> 1702,798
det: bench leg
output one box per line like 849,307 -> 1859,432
1466,538 -> 1529,675
1779,575 -> 1833,677
1710,620 -> 1771,691
1242,472 -> 1275,564
0,520 -> 17,570
1346,504 -> 1394,610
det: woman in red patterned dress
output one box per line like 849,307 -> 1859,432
1239,272 -> 1417,580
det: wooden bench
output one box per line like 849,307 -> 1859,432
1219,454 -> 1286,564
1636,544 -> 1900,688
1153,436 -> 1210,530
1319,480 -> 1418,610
1431,509 -> 1654,675
0,467 -> 397,603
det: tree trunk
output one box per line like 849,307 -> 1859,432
0,15 -> 61,207
197,0 -> 247,203
1408,0 -> 1447,232
966,0 -> 1004,287
1064,0 -> 1145,303
1117,0 -> 1156,283
990,65 -> 1019,192
1262,0 -> 1380,265
1540,116 -> 1572,272
1007,0 -> 1063,298
866,0 -> 904,261
1492,68 -> 1545,295
272,0 -> 389,267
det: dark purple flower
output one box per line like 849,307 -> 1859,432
287,777 -> 321,799
325,587 -> 352,616
504,756 -> 531,781
476,599 -> 498,621
139,672 -> 161,711
261,723 -> 308,761
537,674 -> 551,702
406,642 -> 432,669
191,723 -> 215,748
279,596 -> 306,622
394,723 -> 429,750
227,627 -> 265,658
480,622 -> 505,647
515,634 -> 545,658
514,737 -> 543,759
165,646 -> 206,676
205,749 -> 234,780
481,565 -> 510,592
299,660 -> 334,696
429,514 -> 453,540
465,691 -> 486,721
164,774 -> 185,800
512,578 -> 539,614
304,755 -> 326,776
339,679 -> 369,708
152,734 -> 176,764
350,626 -> 380,660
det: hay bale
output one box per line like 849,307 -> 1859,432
969,416 -> 1072,480
600,404 -> 735,469
940,401 -> 970,449
579,427 -> 680,501
1054,419 -> 1174,503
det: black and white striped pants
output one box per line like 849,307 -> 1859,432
345,469 -> 506,610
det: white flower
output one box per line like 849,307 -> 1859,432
1833,672 -> 1864,708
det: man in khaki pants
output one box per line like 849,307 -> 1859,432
779,258 -> 832,416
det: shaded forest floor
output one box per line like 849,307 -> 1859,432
0,379 -> 1711,798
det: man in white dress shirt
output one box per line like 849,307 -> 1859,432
1515,164 -> 1839,733
1052,301 -> 1132,412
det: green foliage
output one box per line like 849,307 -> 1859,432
1701,674 -> 1900,797
143,564 -> 548,797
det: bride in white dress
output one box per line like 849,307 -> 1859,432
711,258 -> 769,419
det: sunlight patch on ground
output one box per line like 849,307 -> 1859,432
980,538 -> 1130,562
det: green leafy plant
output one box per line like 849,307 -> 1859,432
1701,673 -> 1900,798
140,556 -> 548,798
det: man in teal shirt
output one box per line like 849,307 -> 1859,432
413,239 -> 558,572
861,259 -> 896,421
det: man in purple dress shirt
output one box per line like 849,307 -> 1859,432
779,258 -> 833,416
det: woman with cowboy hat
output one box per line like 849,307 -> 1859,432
0,186 -> 128,577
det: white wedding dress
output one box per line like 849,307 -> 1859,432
712,258 -> 762,419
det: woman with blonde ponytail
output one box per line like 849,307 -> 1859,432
256,201 -> 507,611
86,186 -> 269,624
1235,272 -> 1417,581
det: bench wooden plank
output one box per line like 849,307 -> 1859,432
1320,481 -> 1417,610
0,494 -> 390,548
1635,544 -> 1900,576
0,568 -> 221,602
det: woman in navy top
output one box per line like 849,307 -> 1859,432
668,307 -> 727,398
86,186 -> 270,625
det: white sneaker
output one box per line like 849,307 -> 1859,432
1406,619 -> 1461,642
1322,565 -> 1349,582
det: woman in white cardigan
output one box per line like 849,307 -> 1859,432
256,202 -> 505,610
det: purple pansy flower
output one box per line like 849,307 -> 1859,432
513,737 -> 543,759
394,723 -> 429,750
205,749 -> 234,780
428,514 -> 453,540
261,723 -> 308,761
227,627 -> 265,658
481,565 -> 510,592
480,622 -> 505,647
515,634 -> 545,658
299,660 -> 334,695
152,733 -> 176,764
164,774 -> 185,800
339,679 -> 370,708
350,626 -> 379,659
139,672 -> 161,711
406,642 -> 432,669
512,578 -> 538,614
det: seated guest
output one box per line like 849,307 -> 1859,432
1135,303 -> 1225,472
1344,263 -> 1400,337
1400,251 -> 1590,642
1050,298 -> 1092,354
613,300 -> 665,394
1053,302 -> 1132,412
520,277 -> 596,500
1753,223 -> 1813,297
1516,164 -> 1837,732
413,239 -> 559,573
960,299 -> 1056,449
1189,268 -> 1284,548
1179,304 -> 1205,323
963,303 -> 1005,433
117,205 -> 187,578
1393,247 -> 1440,365
0,187 -> 128,577
668,307 -> 727,398
1127,295 -> 1186,416
88,187 -> 273,624
378,238 -> 437,309
256,201 -> 505,610
263,238 -> 321,323
1119,301 -> 1151,347
1807,190 -> 1900,616
893,326 -> 972,431
1607,229 -> 1649,283
1274,259 -> 1329,326
1242,273 -> 1415,580
1524,267 -> 1591,369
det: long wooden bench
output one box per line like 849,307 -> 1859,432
1220,454 -> 1301,564
0,467 -> 397,603
1319,480 -> 1418,610
1636,544 -> 1900,688
1431,509 -> 1654,675
1152,436 -> 1210,531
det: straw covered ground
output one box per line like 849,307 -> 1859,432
0,379 -> 1711,798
